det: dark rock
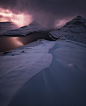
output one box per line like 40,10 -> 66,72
3,51 -> 9,55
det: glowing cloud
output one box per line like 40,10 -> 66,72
55,19 -> 69,28
0,8 -> 32,27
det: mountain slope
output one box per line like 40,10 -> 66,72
0,22 -> 18,34
49,16 -> 86,43
61,16 -> 86,33
0,22 -> 48,36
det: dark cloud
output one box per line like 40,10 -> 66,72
0,0 -> 17,10
0,0 -> 86,28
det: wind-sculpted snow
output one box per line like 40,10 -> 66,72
0,40 -> 86,106
0,40 -> 55,106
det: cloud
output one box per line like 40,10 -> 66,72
0,15 -> 11,22
0,8 -> 32,27
0,0 -> 86,28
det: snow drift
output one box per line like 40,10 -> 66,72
0,39 -> 86,106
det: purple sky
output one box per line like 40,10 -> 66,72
0,0 -> 86,28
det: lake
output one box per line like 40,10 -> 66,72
0,31 -> 52,52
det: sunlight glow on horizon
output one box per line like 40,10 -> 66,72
0,8 -> 33,27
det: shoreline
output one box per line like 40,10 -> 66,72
0,31 -> 53,52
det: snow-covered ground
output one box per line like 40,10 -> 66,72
0,22 -> 48,36
0,39 -> 86,106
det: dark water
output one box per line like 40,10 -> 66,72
0,31 -> 51,52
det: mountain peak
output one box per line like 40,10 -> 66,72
29,21 -> 41,27
64,16 -> 86,27
59,16 -> 86,34
0,22 -> 18,34
76,16 -> 84,19
73,16 -> 85,22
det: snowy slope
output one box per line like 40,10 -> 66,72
0,40 -> 54,106
49,16 -> 86,43
0,22 -> 48,36
0,22 -> 18,35
0,39 -> 86,106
